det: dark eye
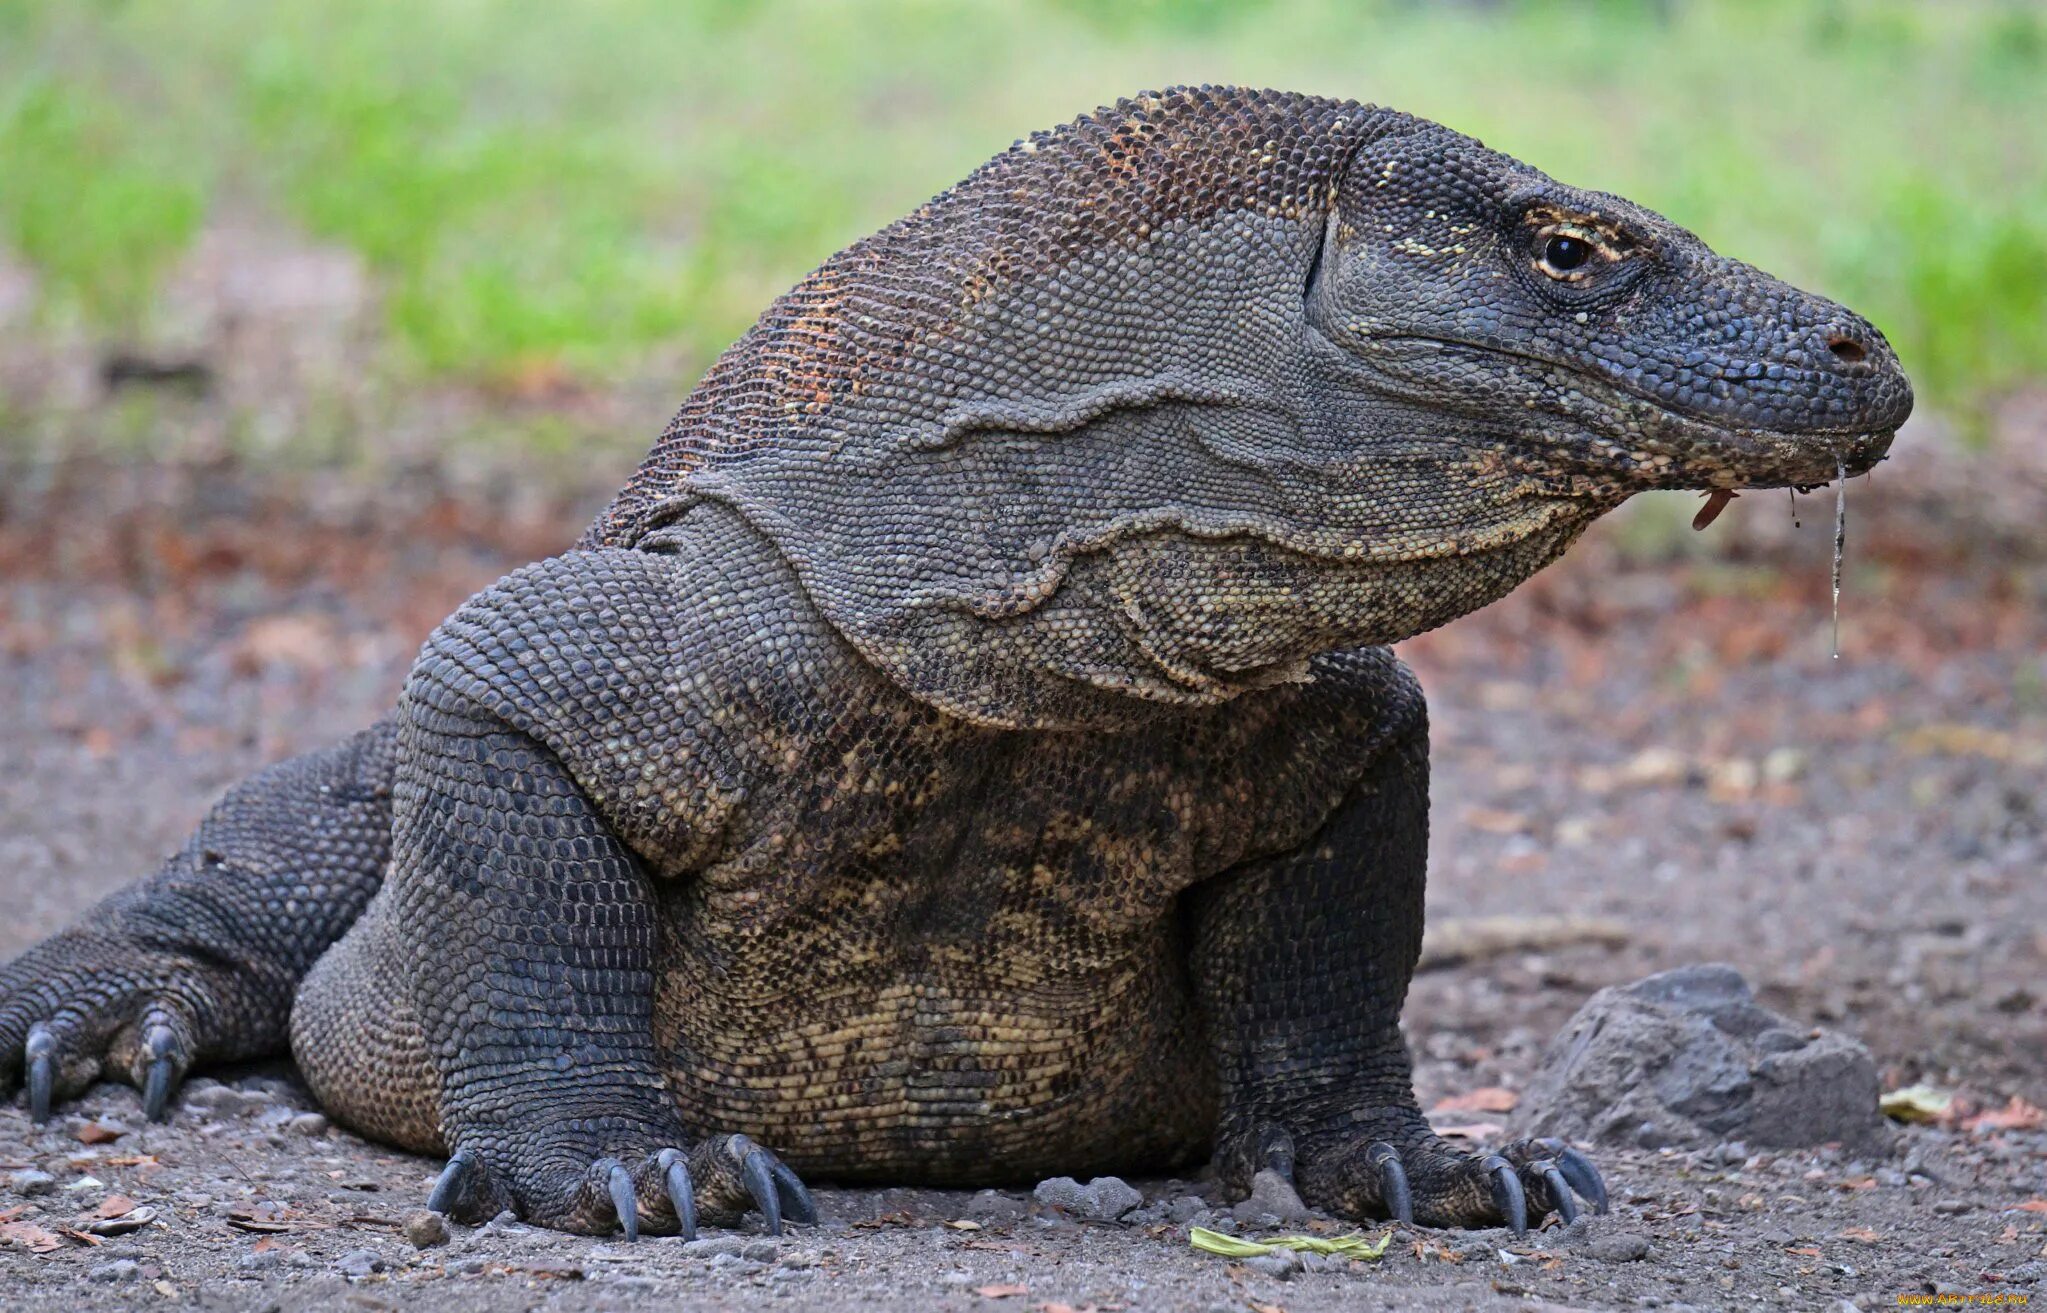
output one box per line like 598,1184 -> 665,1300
1542,234 -> 1590,273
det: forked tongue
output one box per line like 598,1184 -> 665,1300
1831,453 -> 1846,660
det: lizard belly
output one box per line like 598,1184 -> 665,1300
656,934 -> 1213,1182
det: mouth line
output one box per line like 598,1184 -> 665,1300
1365,333 -> 1899,446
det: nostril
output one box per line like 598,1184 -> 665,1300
1826,334 -> 1868,365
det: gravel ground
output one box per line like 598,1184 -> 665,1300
1,423 -> 2042,1310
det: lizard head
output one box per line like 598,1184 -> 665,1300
610,90 -> 1916,729
1310,122 -> 1913,498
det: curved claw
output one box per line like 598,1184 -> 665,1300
1483,1153 -> 1528,1235
658,1148 -> 697,1241
1538,1163 -> 1578,1225
427,1148 -> 480,1215
736,1140 -> 783,1236
769,1159 -> 817,1225
24,1025 -> 54,1124
602,1159 -> 639,1242
1540,1140 -> 1609,1216
141,1023 -> 179,1122
1366,1141 -> 1413,1225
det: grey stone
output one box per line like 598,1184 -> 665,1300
1585,1231 -> 1653,1263
1512,964 -> 1890,1152
1244,1250 -> 1301,1279
89,1260 -> 140,1283
10,1168 -> 55,1196
289,1112 -> 330,1137
237,1248 -> 287,1273
402,1208 -> 451,1248
1166,1195 -> 1208,1223
741,1238 -> 780,1261
964,1188 -> 1028,1221
1231,1168 -> 1313,1225
1032,1174 -> 1142,1221
681,1235 -> 748,1258
335,1248 -> 387,1277
184,1085 -> 255,1117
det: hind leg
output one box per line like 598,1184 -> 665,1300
291,887 -> 442,1153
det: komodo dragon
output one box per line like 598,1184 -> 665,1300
0,88 -> 1910,1239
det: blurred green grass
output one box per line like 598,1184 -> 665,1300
3,0 -> 2042,422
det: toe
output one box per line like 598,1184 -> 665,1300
687,1134 -> 814,1235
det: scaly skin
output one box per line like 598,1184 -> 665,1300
0,88 -> 1910,1240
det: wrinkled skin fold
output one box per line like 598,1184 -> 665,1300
0,88 -> 1909,1240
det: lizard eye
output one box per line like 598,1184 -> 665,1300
1542,234 -> 1590,274
1529,221 -> 1618,284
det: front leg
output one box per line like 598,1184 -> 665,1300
392,552 -> 813,1238
1189,692 -> 1606,1232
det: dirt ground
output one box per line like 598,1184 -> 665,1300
1,411 -> 2043,1311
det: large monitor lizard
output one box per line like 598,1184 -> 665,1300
0,88 -> 1911,1240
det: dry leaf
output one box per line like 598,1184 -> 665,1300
93,1195 -> 138,1219
1966,1096 -> 2045,1133
944,1218 -> 983,1231
1837,1227 -> 1883,1244
73,1121 -> 123,1145
2013,1200 -> 2047,1214
1430,1086 -> 1519,1114
1878,1084 -> 1953,1124
0,1220 -> 65,1253
974,1285 -> 1029,1299
1250,1303 -> 1287,1313
1785,1246 -> 1822,1257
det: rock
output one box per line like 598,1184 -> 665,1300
184,1085 -> 255,1117
88,1259 -> 140,1283
741,1239 -> 780,1262
1512,964 -> 1890,1152
9,1168 -> 55,1196
1584,1231 -> 1653,1263
963,1188 -> 1028,1222
1231,1168 -> 1313,1225
1166,1195 -> 1208,1224
1243,1250 -> 1301,1279
288,1112 -> 330,1137
335,1248 -> 387,1278
681,1235 -> 748,1258
1032,1175 -> 1142,1221
401,1209 -> 451,1248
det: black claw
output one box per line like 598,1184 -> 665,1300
769,1159 -> 817,1225
603,1160 -> 639,1242
1366,1141 -> 1413,1225
427,1148 -> 479,1215
738,1143 -> 783,1236
658,1148 -> 697,1240
1484,1153 -> 1527,1236
1540,1164 -> 1578,1225
25,1025 -> 54,1124
1255,1124 -> 1298,1182
1544,1141 -> 1610,1216
141,1024 -> 178,1122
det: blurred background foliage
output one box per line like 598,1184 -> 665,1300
1,0 -> 2042,433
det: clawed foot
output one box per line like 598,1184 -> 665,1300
1227,1121 -> 1608,1235
428,1132 -> 816,1240
0,943 -> 205,1126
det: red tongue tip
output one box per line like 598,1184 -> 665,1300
1691,488 -> 1737,532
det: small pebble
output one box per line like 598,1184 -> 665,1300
1243,1250 -> 1300,1279
681,1235 -> 747,1258
335,1248 -> 387,1278
288,1112 -> 330,1137
1586,1232 -> 1653,1263
9,1169 -> 55,1197
402,1208 -> 451,1248
88,1259 -> 140,1283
